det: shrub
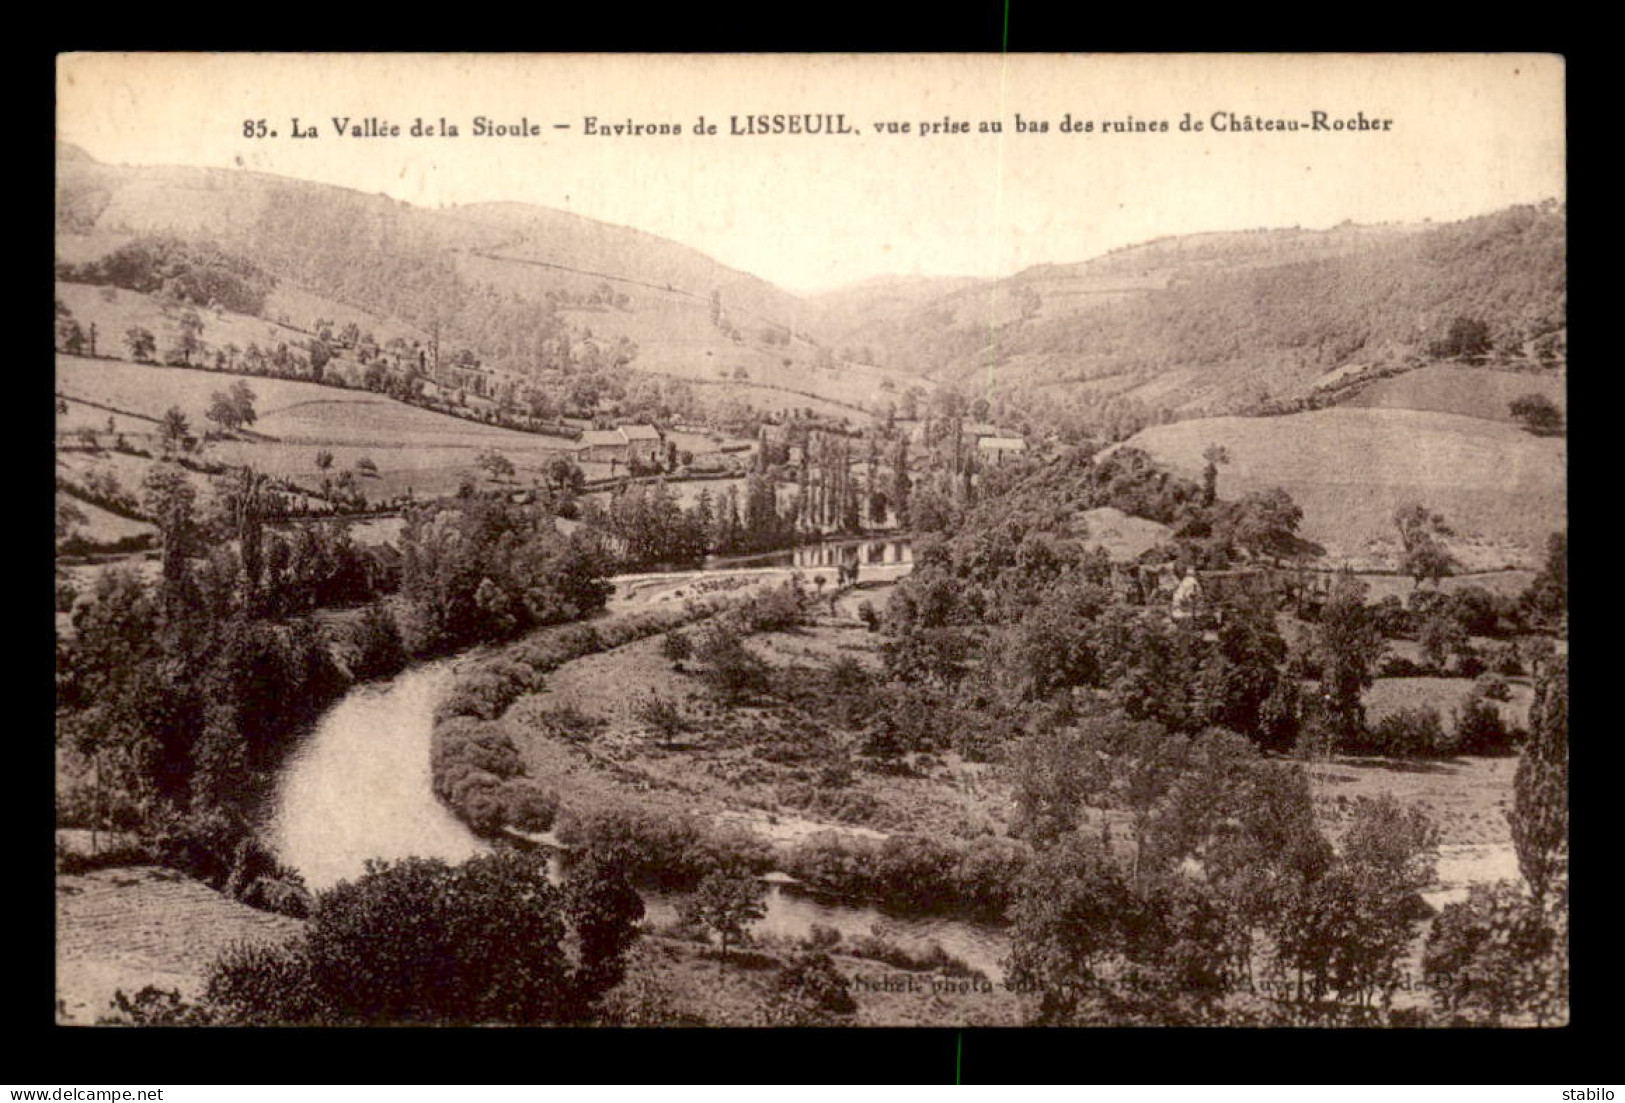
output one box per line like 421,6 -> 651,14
661,629 -> 693,665
434,659 -> 536,722
430,718 -> 528,835
1474,672 -> 1513,702
1371,596 -> 1414,639
1486,643 -> 1525,677
1423,882 -> 1567,1025
1355,706 -> 1446,757
635,693 -> 688,743
805,923 -> 842,950
498,780 -> 560,833
98,986 -> 215,1026
763,951 -> 858,1024
55,838 -> 152,875
739,582 -> 807,633
347,604 -> 407,682
554,807 -> 772,891
843,934 -> 985,979
697,624 -> 771,703
856,600 -> 881,632
56,782 -> 144,832
208,852 -> 576,1025
1455,648 -> 1487,679
1378,655 -> 1429,679
1453,696 -> 1515,756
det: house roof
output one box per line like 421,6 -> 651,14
581,429 -> 627,448
620,424 -> 662,440
977,436 -> 1027,450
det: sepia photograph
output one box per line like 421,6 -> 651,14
52,52 -> 1567,1031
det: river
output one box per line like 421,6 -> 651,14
262,597 -> 1010,980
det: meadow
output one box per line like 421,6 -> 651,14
1340,365 -> 1566,425
1124,407 -> 1565,569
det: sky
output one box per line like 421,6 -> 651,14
57,53 -> 1565,294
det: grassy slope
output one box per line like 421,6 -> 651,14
56,355 -> 593,500
1122,407 -> 1565,570
1339,365 -> 1567,424
55,861 -> 303,1025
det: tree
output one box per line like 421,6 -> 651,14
159,406 -> 190,452
1214,488 -> 1306,564
760,951 -> 858,1025
141,464 -> 200,624
1521,532 -> 1567,624
1509,393 -> 1563,435
315,449 -> 335,472
124,326 -> 156,362
307,339 -> 334,382
229,380 -> 258,427
478,448 -> 516,483
207,392 -> 242,433
679,867 -> 767,968
1314,572 -> 1386,739
1423,881 -> 1567,1026
1418,613 -> 1470,673
1007,832 -> 1136,1022
1432,315 -> 1492,362
1510,656 -> 1567,903
563,855 -> 645,1011
206,852 -> 574,1025
1394,503 -> 1458,588
56,301 -> 86,354
170,309 -> 205,365
696,624 -> 771,703
547,455 -> 586,496
1201,444 -> 1231,507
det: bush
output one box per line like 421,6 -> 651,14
56,838 -> 152,875
843,934 -> 985,979
1378,655 -> 1429,679
1474,673 -> 1513,701
56,782 -> 144,832
1453,696 -> 1515,756
554,807 -> 772,891
207,852 -> 578,1025
1353,706 -> 1447,757
1455,648 -> 1487,679
698,624 -> 771,703
434,659 -> 536,722
805,923 -> 842,950
498,780 -> 561,833
347,604 -> 407,682
635,693 -> 687,743
430,718 -> 528,835
1486,643 -> 1525,677
739,582 -> 807,633
661,629 -> 692,665
1371,596 -> 1414,639
781,830 -> 1029,918
1423,881 -> 1567,1025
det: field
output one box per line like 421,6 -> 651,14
56,492 -> 154,546
55,854 -> 303,1025
56,355 -> 601,501
1123,407 -> 1566,570
1340,365 -> 1566,425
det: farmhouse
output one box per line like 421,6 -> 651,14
578,424 -> 665,467
977,436 -> 1028,465
620,424 -> 664,465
